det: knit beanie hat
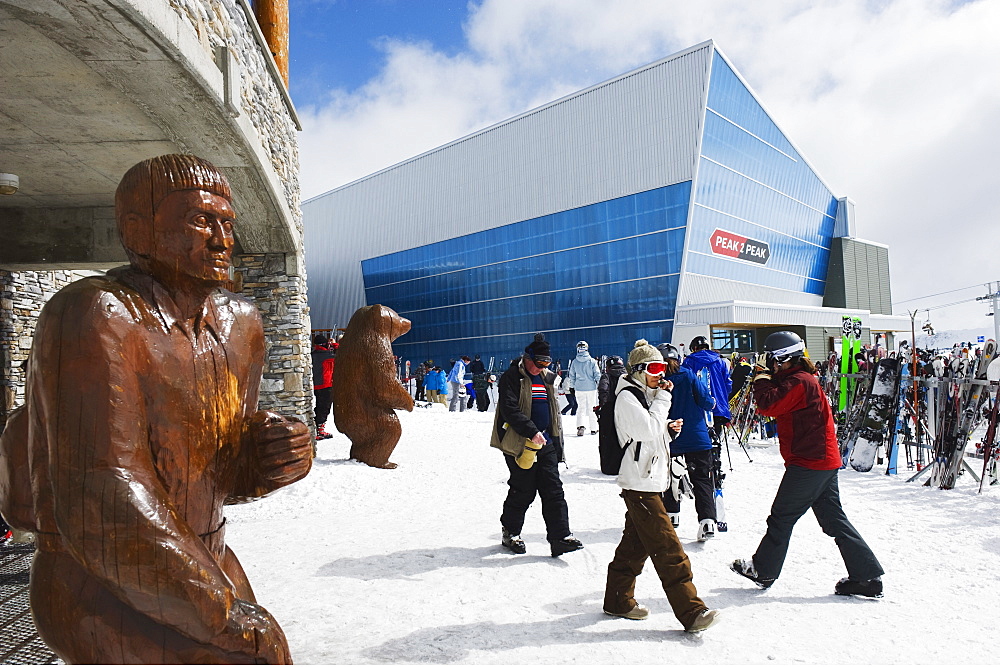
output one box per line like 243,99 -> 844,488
626,339 -> 663,380
524,333 -> 552,363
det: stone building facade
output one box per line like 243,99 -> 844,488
0,0 -> 313,429
0,270 -> 78,414
167,0 -> 312,426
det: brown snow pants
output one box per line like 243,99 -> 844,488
604,490 -> 706,629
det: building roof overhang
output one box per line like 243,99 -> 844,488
675,300 -> 911,333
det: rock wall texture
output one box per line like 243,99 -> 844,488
168,0 -> 301,232
0,270 -> 79,409
167,0 -> 313,427
0,263 -> 314,429
233,253 -> 314,429
0,2 -> 314,430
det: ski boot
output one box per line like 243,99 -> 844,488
577,426 -> 586,437
697,518 -> 717,542
835,577 -> 883,598
550,534 -> 584,557
730,558 -> 775,588
501,527 -> 526,554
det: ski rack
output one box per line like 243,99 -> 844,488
904,377 -> 998,485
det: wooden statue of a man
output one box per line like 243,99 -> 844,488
17,154 -> 312,663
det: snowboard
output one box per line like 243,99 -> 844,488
849,357 -> 903,472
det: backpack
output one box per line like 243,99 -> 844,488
598,384 -> 648,475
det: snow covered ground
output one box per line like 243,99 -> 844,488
226,403 -> 1000,664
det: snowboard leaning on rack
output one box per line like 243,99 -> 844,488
848,357 -> 904,472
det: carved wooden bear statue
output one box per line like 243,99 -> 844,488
332,305 -> 414,468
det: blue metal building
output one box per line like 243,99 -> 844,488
303,41 -> 906,368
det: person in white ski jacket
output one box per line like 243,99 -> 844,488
567,341 -> 601,436
603,339 -> 719,634
613,363 -> 673,493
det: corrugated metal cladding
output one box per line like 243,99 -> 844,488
822,237 -> 892,315
303,42 -> 714,329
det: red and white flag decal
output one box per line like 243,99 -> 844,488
709,229 -> 770,265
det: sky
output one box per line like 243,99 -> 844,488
288,0 -> 1000,335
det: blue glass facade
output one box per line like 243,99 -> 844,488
357,48 -> 843,371
688,52 -> 837,294
362,184 -> 691,367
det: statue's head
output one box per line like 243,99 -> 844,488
115,154 -> 235,287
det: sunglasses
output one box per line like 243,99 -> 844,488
634,361 -> 666,376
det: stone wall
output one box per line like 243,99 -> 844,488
167,0 -> 301,235
0,270 -> 79,409
233,253 -> 314,429
0,263 -> 314,429
166,0 -> 313,427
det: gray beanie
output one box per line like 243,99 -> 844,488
626,339 -> 663,381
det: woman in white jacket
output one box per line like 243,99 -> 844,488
603,339 -> 720,634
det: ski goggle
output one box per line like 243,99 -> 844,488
532,358 -> 551,367
766,341 -> 805,364
634,361 -> 667,376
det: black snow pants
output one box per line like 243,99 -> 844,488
752,465 -> 884,582
500,438 -> 570,543
661,449 -> 716,522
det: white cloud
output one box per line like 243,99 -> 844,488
298,0 -> 1000,332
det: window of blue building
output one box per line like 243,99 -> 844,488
687,52 -> 838,296
362,183 -> 691,367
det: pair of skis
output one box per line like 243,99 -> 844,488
926,340 -> 997,489
979,357 -> 1000,491
838,317 -> 863,412
698,368 -> 728,532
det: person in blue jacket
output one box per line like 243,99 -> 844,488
659,343 -> 719,542
682,336 -> 733,430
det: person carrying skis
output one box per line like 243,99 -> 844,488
731,331 -> 884,597
491,334 -> 583,558
567,341 -> 601,436
603,339 -> 719,633
657,343 -> 719,541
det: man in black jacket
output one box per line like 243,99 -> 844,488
490,334 -> 583,558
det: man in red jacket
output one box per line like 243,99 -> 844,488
731,331 -> 884,597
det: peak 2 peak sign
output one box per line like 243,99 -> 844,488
710,229 -> 770,265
